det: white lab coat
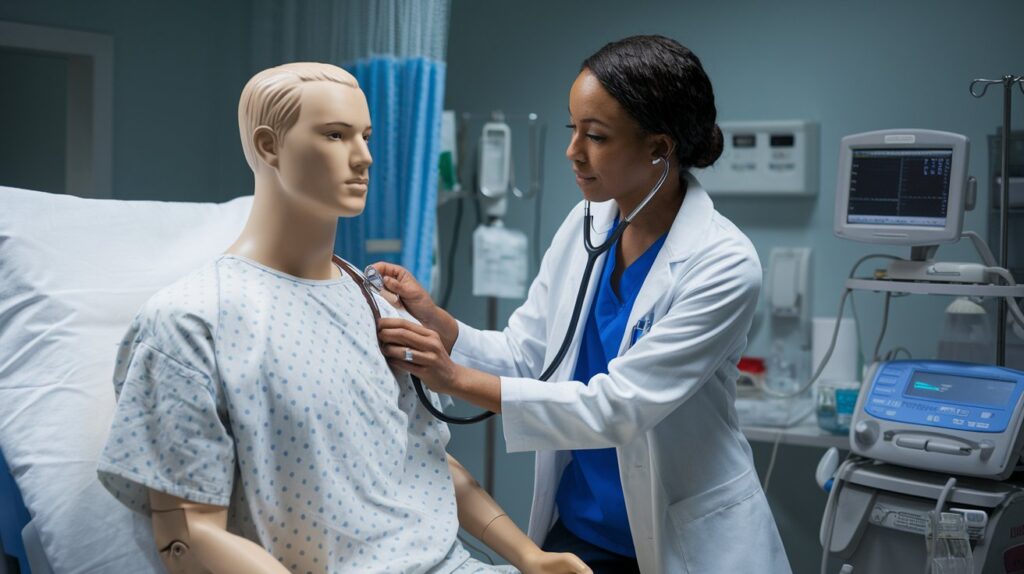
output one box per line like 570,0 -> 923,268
451,173 -> 791,573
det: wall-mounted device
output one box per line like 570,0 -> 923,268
768,247 -> 812,323
692,120 -> 818,196
478,121 -> 512,199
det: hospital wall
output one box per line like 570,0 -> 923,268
0,1 -> 1021,570
0,0 -> 253,203
440,0 -> 1024,569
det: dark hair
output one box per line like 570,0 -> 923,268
582,35 -> 723,171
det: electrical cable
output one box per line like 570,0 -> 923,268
848,291 -> 869,368
819,458 -> 869,574
440,195 -> 463,309
872,292 -> 892,363
533,170 -> 544,274
759,254 -> 902,399
924,477 -> 958,574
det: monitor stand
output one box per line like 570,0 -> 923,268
886,245 -> 993,284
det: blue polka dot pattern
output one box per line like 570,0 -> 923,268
98,255 -> 517,573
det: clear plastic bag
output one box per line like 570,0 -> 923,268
926,512 -> 974,574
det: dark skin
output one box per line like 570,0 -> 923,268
374,68 -> 686,409
567,70 -> 683,279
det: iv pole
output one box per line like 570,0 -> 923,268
970,75 -> 1024,367
440,110 -> 546,494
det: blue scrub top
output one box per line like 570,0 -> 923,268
554,222 -> 668,558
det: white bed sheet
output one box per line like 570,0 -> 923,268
0,187 -> 252,573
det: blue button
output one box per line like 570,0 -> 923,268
875,387 -> 894,396
957,409 -> 970,416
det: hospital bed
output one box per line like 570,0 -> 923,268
0,187 -> 252,573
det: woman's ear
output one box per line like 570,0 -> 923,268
253,126 -> 280,169
648,134 -> 675,164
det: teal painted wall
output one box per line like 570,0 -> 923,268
0,1 -> 254,202
0,1 -> 1020,570
440,1 -> 1024,570
0,49 -> 67,194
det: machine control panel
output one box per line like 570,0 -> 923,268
863,361 -> 1023,432
851,360 -> 1024,479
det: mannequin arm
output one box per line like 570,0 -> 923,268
148,490 -> 289,574
448,456 -> 590,573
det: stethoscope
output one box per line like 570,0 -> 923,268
354,152 -> 673,425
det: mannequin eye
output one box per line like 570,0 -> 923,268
586,134 -> 606,143
327,132 -> 343,141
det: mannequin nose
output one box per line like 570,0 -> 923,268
352,141 -> 373,169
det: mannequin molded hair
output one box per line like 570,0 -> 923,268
238,62 -> 359,172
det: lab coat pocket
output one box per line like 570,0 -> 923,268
666,469 -> 765,574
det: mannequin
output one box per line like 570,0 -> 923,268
98,63 -> 589,574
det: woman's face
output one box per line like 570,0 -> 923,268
566,69 -> 664,204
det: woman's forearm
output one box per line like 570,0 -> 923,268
432,308 -> 460,354
423,306 -> 460,353
452,365 -> 503,413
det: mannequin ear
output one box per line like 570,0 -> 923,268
253,126 -> 280,169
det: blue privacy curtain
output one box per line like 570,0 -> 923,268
250,0 -> 449,290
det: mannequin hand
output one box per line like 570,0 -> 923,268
378,318 -> 459,393
518,549 -> 592,574
370,262 -> 437,324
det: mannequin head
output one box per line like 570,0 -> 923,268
239,62 -> 372,218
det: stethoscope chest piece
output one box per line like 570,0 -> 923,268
363,265 -> 385,292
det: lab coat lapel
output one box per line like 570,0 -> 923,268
546,200 -> 618,381
618,173 -> 715,355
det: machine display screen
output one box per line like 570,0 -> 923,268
847,148 -> 952,227
903,370 -> 1015,407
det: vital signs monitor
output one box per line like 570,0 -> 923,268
834,129 -> 970,247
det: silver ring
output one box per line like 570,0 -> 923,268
404,348 -> 414,362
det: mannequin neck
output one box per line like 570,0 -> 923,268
226,174 -> 341,280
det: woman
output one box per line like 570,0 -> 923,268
374,36 -> 791,574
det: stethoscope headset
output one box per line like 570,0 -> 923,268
342,148 -> 674,424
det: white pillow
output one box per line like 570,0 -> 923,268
0,187 -> 252,573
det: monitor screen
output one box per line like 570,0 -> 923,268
846,149 -> 953,227
903,370 -> 1016,408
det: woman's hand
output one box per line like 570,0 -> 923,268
379,318 -> 460,394
370,261 -> 436,320
379,318 -> 502,412
518,549 -> 592,574
370,262 -> 460,352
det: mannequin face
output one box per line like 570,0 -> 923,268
565,70 -> 668,204
272,81 -> 373,218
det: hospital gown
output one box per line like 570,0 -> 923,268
98,255 -> 515,574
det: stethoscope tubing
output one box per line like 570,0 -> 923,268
414,155 -> 672,424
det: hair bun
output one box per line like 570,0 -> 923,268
692,124 -> 723,169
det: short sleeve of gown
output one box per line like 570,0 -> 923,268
98,308 -> 235,515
